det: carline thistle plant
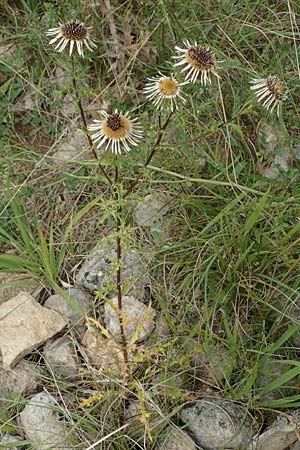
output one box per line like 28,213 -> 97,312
45,16 -> 289,380
173,40 -> 220,85
250,75 -> 286,116
46,21 -> 96,57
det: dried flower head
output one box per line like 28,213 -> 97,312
250,76 -> 285,116
143,73 -> 188,111
173,40 -> 219,85
88,110 -> 143,155
46,22 -> 96,57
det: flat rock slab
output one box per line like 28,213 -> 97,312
0,293 -> 67,369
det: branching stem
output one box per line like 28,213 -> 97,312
123,110 -> 174,199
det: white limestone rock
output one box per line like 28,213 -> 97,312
19,391 -> 72,450
104,295 -> 156,343
0,293 -> 66,369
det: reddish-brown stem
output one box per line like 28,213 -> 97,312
123,110 -> 174,199
71,64 -> 112,185
114,164 -> 130,377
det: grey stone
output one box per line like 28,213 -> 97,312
104,295 -> 156,343
290,441 -> 300,450
257,120 -> 295,179
52,128 -> 90,162
44,287 -> 92,326
181,398 -> 256,449
81,328 -> 125,374
43,338 -> 79,378
156,425 -> 198,450
0,273 -> 38,306
133,193 -> 170,228
249,416 -> 298,450
133,193 -> 171,243
0,360 -> 41,398
76,244 -> 150,299
0,293 -> 67,369
0,433 -> 25,449
19,391 -> 72,450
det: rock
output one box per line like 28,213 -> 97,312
44,287 -> 92,327
81,328 -> 125,374
0,360 -> 41,398
0,293 -> 67,369
133,192 -> 171,243
0,433 -> 25,449
11,88 -> 35,112
181,398 -> 256,449
257,120 -> 295,179
250,416 -> 298,450
187,340 -> 232,383
76,244 -> 150,299
258,121 -> 286,160
19,391 -> 72,449
104,295 -> 156,343
133,192 -> 170,229
43,337 -> 79,378
290,441 -> 300,450
156,425 -> 198,450
0,273 -> 38,306
52,128 -> 90,162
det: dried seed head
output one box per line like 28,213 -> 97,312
250,75 -> 286,115
61,22 -> 87,41
173,40 -> 220,85
187,46 -> 216,71
46,21 -> 96,57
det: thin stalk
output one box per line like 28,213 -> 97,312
71,60 -> 112,185
123,110 -> 174,199
114,164 -> 130,378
